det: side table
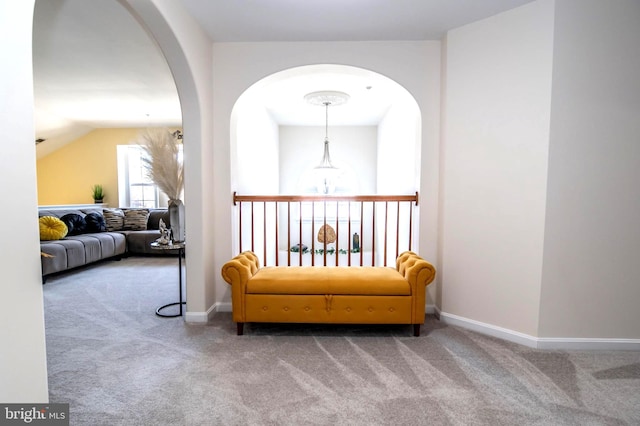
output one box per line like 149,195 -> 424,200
151,241 -> 186,317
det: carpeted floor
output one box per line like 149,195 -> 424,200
43,257 -> 640,425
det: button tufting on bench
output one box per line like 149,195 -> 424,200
389,307 -> 395,312
368,307 -> 374,312
262,306 -> 268,311
304,307 -> 310,312
283,307 -> 289,311
346,307 -> 352,312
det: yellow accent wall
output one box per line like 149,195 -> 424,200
36,128 -> 142,206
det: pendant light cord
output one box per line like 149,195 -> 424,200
325,101 -> 329,140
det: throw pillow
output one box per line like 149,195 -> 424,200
103,208 -> 125,231
39,216 -> 68,240
146,209 -> 171,230
85,212 -> 107,232
60,213 -> 87,235
123,208 -> 149,231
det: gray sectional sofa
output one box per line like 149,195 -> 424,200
39,207 -> 176,280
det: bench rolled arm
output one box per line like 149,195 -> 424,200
397,251 -> 436,323
221,251 -> 260,322
221,255 -> 256,286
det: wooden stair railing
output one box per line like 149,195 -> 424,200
233,192 -> 419,267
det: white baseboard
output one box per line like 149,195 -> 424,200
436,309 -> 539,348
535,338 -> 640,350
215,302 -> 232,313
184,303 -> 217,323
435,308 -> 640,350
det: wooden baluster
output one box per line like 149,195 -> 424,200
371,202 -> 376,267
360,201 -> 364,267
251,201 -> 255,253
263,201 -> 267,266
299,201 -> 303,266
311,202 -> 315,266
347,201 -> 352,267
409,200 -> 418,251
335,200 -> 339,266
238,201 -> 243,253
396,201 -> 401,261
323,199 -> 327,266
287,202 -> 291,266
275,202 -> 279,266
384,201 -> 388,267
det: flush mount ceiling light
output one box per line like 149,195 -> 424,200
304,91 -> 350,108
304,91 -> 350,194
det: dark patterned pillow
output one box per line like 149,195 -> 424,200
123,209 -> 149,231
60,213 -> 87,235
85,212 -> 107,232
103,208 -> 125,231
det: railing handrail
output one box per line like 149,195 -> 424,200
233,192 -> 419,205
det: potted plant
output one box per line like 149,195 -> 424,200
92,184 -> 104,203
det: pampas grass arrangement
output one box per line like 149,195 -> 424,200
138,128 -> 184,200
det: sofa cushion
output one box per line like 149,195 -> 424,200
39,216 -> 68,240
103,208 -> 125,231
246,266 -> 411,296
122,230 -> 166,254
40,241 -> 69,275
147,209 -> 171,230
123,209 -> 149,231
85,212 -> 107,232
60,213 -> 87,235
45,239 -> 87,269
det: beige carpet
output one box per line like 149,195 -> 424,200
43,257 -> 640,425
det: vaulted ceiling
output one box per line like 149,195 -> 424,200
33,0 -> 534,157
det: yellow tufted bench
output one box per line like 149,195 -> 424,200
221,251 -> 436,336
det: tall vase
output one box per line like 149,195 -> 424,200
168,199 -> 185,243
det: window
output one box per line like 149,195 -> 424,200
117,145 -> 184,208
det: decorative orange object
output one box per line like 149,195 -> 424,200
317,224 -> 336,244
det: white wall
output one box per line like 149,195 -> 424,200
539,0 -> 640,338
441,0 -> 555,336
377,101 -> 421,194
376,102 -> 422,266
233,101 -> 279,194
0,0 -> 49,402
279,126 -> 377,194
213,41 -> 441,306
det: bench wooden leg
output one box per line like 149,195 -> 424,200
413,324 -> 420,337
237,322 -> 244,336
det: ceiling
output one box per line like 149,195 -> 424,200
180,0 -> 535,42
33,0 -> 535,157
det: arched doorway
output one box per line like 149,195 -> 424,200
231,64 -> 421,196
32,0 -> 213,318
229,64 -> 422,263
117,0 -> 214,319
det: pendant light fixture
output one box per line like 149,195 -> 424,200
304,91 -> 350,194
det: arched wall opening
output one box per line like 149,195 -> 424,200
229,64 -> 423,263
118,1 -> 215,318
